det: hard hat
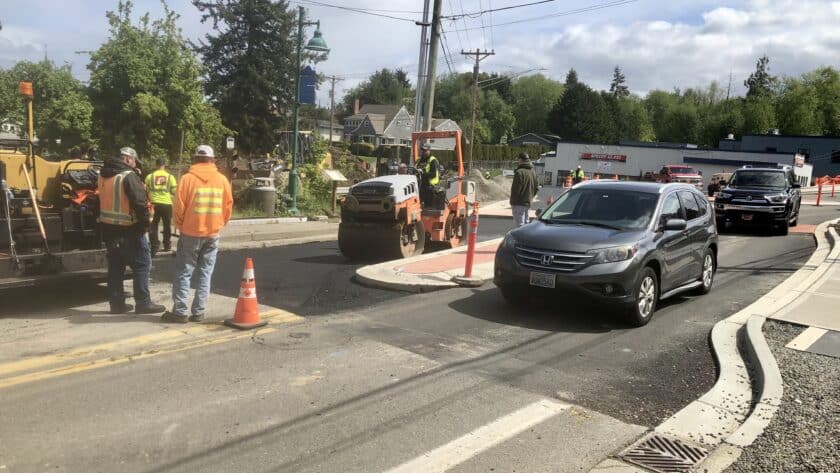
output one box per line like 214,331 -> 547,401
577,165 -> 582,169
194,144 -> 215,158
421,142 -> 431,150
120,147 -> 138,160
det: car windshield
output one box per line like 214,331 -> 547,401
540,188 -> 659,230
729,171 -> 787,189
669,167 -> 697,174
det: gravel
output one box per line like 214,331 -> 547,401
726,320 -> 840,473
469,168 -> 511,202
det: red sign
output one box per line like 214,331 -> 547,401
580,153 -> 627,162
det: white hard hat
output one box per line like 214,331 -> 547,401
194,145 -> 215,158
120,147 -> 138,159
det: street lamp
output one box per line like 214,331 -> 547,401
289,6 -> 329,215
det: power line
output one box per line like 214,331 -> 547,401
457,0 -> 474,51
450,0 -> 638,32
293,0 -> 417,22
479,0 -> 488,50
488,0 -> 496,50
440,26 -> 456,74
442,0 -> 555,19
446,0 -> 466,53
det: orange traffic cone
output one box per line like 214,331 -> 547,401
224,258 -> 267,330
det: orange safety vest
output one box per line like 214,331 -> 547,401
99,171 -> 137,226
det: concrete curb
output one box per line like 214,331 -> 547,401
221,233 -> 337,251
591,218 -> 839,472
354,238 -> 502,293
227,216 -> 328,226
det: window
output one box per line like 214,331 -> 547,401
692,193 -> 708,217
660,193 -> 683,224
679,191 -> 701,220
730,170 -> 787,189
541,189 -> 659,230
831,150 -> 840,164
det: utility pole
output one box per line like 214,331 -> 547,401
326,75 -> 343,144
422,0 -> 443,132
413,0 -> 432,136
726,71 -> 733,101
461,48 -> 495,175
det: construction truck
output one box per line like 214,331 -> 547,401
338,130 -> 476,261
0,82 -> 105,288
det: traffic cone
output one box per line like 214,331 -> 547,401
224,258 -> 267,330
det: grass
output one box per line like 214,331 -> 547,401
232,206 -> 267,219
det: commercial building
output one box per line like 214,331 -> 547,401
541,140 -> 813,187
719,133 -> 840,177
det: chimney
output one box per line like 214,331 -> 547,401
353,98 -> 360,115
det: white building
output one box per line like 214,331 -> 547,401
542,141 -> 813,187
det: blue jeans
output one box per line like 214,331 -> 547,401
512,205 -> 530,227
172,235 -> 219,316
105,232 -> 152,309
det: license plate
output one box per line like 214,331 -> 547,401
530,272 -> 556,288
741,213 -> 753,221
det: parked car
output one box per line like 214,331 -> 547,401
713,165 -> 801,235
643,165 -> 704,191
494,181 -> 718,326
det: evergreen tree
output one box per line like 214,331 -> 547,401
609,65 -> 629,98
193,0 -> 311,154
547,82 -> 613,142
565,68 -> 579,87
744,55 -> 778,98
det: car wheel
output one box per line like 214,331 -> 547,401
789,206 -> 799,227
499,285 -> 527,305
625,267 -> 658,327
695,249 -> 715,295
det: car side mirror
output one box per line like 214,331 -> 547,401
792,183 -> 801,189
535,208 -> 543,217
663,218 -> 687,231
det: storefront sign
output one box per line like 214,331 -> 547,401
580,152 -> 627,163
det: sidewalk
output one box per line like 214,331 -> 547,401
159,220 -> 338,253
355,238 -> 502,292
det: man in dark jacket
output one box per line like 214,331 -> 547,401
510,152 -> 539,227
98,147 -> 165,315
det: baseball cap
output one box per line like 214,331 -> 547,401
120,147 -> 138,160
194,145 -> 215,158
420,142 -> 431,150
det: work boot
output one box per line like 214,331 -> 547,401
135,303 -> 166,314
161,311 -> 189,324
163,244 -> 171,252
188,313 -> 205,323
110,303 -> 134,314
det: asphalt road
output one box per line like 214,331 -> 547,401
0,206 -> 835,472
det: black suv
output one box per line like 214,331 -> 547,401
713,165 -> 801,235
494,181 -> 717,327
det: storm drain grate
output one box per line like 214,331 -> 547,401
618,433 -> 709,473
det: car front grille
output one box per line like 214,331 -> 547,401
514,245 -> 594,272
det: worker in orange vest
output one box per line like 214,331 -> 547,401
98,147 -> 166,315
162,145 -> 234,324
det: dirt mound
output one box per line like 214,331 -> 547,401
468,168 -> 511,203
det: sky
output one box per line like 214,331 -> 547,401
1,0 -> 839,106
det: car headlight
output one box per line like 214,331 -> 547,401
588,244 -> 638,264
501,233 -> 517,250
764,193 -> 787,204
716,192 -> 732,199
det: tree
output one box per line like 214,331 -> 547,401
609,66 -> 629,99
565,68 -> 579,87
547,82 -> 613,142
643,90 -> 679,141
88,1 -> 228,160
433,72 -> 515,144
614,97 -> 654,141
742,96 -> 776,134
340,68 -> 413,115
662,103 -> 701,143
193,0 -> 307,155
744,55 -> 778,98
0,60 -> 94,152
776,78 -> 821,135
801,67 -> 840,135
510,74 -> 563,135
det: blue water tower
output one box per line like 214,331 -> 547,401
299,66 -> 316,105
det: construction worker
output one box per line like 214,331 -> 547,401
416,142 -> 440,207
98,147 -> 165,315
163,145 -> 233,324
398,163 -> 408,174
145,158 -> 177,256
572,165 -> 585,184
510,152 -> 539,227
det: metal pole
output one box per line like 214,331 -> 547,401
422,0 -> 443,132
328,75 -> 336,144
289,6 -> 304,215
413,0 -> 431,137
468,49 -> 479,176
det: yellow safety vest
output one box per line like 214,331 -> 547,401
424,156 -> 440,186
99,171 -> 137,226
145,169 -> 177,205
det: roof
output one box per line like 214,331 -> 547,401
510,133 -> 562,145
556,139 -> 794,156
742,133 -> 840,140
358,104 -> 403,127
575,180 -> 698,194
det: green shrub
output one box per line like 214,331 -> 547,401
350,142 -> 376,157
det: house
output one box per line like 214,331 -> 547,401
508,133 -> 562,148
343,103 -> 460,150
314,120 -> 344,143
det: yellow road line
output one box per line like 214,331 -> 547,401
0,327 -> 278,390
0,308 -> 302,379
